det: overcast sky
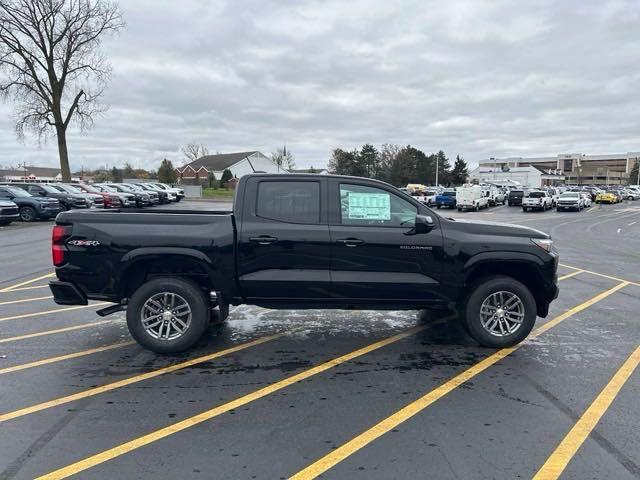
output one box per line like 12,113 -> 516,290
1,0 -> 639,172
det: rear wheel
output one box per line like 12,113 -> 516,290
126,277 -> 209,353
19,206 -> 37,222
463,276 -> 536,348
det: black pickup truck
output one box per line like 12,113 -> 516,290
50,174 -> 559,353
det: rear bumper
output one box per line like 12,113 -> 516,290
49,280 -> 88,305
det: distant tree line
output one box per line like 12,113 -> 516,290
328,144 -> 469,187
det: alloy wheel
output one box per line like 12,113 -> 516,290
479,291 -> 525,337
141,292 -> 192,340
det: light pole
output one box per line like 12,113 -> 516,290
435,155 -> 439,187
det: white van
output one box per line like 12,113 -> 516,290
456,185 -> 489,211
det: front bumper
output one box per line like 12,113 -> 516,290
49,280 -> 88,305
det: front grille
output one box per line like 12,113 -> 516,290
1,207 -> 18,215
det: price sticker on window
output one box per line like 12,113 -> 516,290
347,192 -> 391,220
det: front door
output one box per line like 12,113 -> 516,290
328,180 -> 445,304
237,177 -> 332,301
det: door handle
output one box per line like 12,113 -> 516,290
249,235 -> 278,245
336,238 -> 364,247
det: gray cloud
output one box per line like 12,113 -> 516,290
1,0 -> 639,172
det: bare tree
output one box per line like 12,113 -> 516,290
271,145 -> 295,171
181,143 -> 209,163
0,0 -> 124,181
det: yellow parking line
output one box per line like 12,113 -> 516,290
35,325 -> 428,480
0,342 -> 136,375
0,284 -> 50,293
561,263 -> 640,288
0,303 -> 109,323
558,270 -> 584,281
0,295 -> 53,306
532,344 -> 640,480
289,282 -> 629,480
0,333 -> 284,423
0,320 -> 115,344
0,272 -> 55,293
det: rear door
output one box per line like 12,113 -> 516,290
327,179 -> 444,304
237,177 -> 332,301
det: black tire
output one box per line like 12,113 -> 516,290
522,207 -> 527,212
19,206 -> 37,222
457,207 -> 462,211
475,204 -> 479,212
436,205 -> 441,209
463,275 -> 537,348
126,277 -> 209,353
508,202 -> 512,206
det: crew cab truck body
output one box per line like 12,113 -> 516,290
50,174 -> 559,353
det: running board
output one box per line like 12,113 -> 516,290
96,304 -> 126,317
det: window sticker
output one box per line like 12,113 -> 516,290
347,192 -> 391,220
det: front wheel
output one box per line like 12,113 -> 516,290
463,276 -> 537,348
126,277 -> 210,353
19,206 -> 37,222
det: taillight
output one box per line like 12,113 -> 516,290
52,225 -> 70,267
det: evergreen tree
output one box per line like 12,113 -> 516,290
435,150 -> 452,185
111,166 -> 123,183
220,168 -> 233,187
358,144 -> 381,178
328,148 -> 359,175
157,159 -> 177,184
450,155 -> 470,185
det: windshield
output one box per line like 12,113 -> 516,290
561,192 -> 579,198
1,186 -> 32,197
441,191 -> 455,197
526,192 -> 545,198
510,190 -> 523,195
41,184 -> 63,194
96,184 -> 117,193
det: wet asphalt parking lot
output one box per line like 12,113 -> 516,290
0,200 -> 639,480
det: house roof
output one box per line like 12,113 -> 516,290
0,166 -> 61,178
181,151 -> 258,172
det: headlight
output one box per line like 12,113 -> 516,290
531,238 -> 553,252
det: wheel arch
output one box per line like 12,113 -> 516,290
119,248 -> 223,300
463,253 -> 547,317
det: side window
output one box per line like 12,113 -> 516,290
27,185 -> 42,195
339,183 -> 417,227
256,181 -> 320,224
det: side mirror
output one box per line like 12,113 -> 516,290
415,214 -> 434,233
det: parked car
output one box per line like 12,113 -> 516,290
73,183 -> 123,209
507,189 -> 525,206
51,183 -> 104,208
522,190 -> 553,211
545,188 -> 559,207
123,183 -> 160,205
580,192 -> 592,208
90,183 -> 136,208
49,173 -> 559,353
556,191 -> 583,211
485,187 -> 506,206
456,185 -> 489,211
153,183 -> 184,201
0,185 -> 62,221
2,182 -> 90,211
595,191 -> 619,204
134,183 -> 173,204
621,188 -> 640,200
103,183 -> 150,207
0,199 -> 19,226
435,189 -> 457,209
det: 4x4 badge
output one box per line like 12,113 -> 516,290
68,240 -> 101,247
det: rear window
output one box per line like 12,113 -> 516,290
441,191 -> 455,197
509,190 -> 523,195
256,181 -> 320,224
